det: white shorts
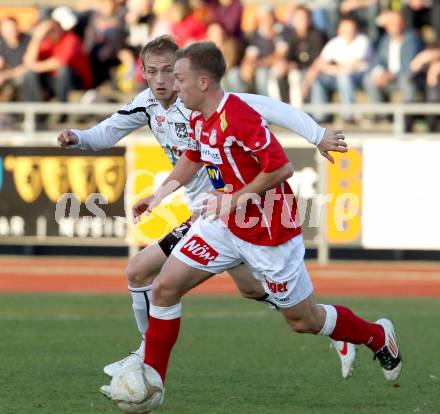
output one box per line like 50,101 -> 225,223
172,218 -> 314,308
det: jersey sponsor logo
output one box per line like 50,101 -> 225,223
205,164 -> 225,190
264,276 -> 288,294
175,122 -> 188,140
180,234 -> 219,265
209,129 -> 217,146
195,120 -> 203,141
200,143 -> 222,164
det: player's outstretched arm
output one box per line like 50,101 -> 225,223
61,89 -> 151,151
235,93 -> 348,162
132,154 -> 203,223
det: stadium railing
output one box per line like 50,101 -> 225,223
1,102 -> 440,138
1,102 -> 439,263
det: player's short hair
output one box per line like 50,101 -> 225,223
175,41 -> 226,83
140,35 -> 179,63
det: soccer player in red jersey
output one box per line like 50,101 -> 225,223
123,42 -> 402,409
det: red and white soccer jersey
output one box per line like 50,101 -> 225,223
185,93 -> 302,246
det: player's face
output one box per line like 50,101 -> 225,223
142,51 -> 177,108
173,57 -> 202,111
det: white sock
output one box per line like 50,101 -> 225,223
150,302 -> 182,320
318,304 -> 337,336
129,285 -> 153,342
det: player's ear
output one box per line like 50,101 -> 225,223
199,75 -> 209,92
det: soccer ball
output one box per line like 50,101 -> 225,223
109,362 -> 164,413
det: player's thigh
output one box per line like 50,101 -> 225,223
127,244 -> 167,287
127,220 -> 193,288
228,264 -> 266,298
238,235 -> 314,309
153,254 -> 214,306
156,218 -> 242,304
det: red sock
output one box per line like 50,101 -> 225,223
330,305 -> 385,352
144,315 -> 180,382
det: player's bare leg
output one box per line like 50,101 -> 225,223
104,248 -> 273,377
144,255 -> 214,381
229,264 -> 279,310
103,244 -> 167,376
280,292 -> 402,382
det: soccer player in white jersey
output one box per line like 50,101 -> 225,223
57,36 -> 354,379
124,42 -> 402,409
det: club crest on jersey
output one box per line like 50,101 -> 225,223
174,122 -> 187,139
195,120 -> 203,141
209,129 -> 217,145
205,164 -> 225,190
155,115 -> 165,127
180,234 -> 219,265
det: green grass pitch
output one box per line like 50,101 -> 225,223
0,294 -> 439,414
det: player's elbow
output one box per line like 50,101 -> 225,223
280,162 -> 294,181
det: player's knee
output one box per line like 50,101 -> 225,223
239,287 -> 264,300
286,316 -> 320,334
151,275 -> 182,306
126,259 -> 153,287
288,319 -> 314,333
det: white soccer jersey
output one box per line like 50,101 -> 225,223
72,89 -> 325,208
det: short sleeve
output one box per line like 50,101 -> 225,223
230,98 -> 289,172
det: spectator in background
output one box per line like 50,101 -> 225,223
0,17 -> 30,101
432,0 -> 440,42
410,41 -> 440,131
22,7 -> 93,108
363,11 -> 424,109
114,45 -> 139,93
125,0 -> 156,50
272,6 -> 326,105
206,22 -> 244,92
239,5 -> 288,96
339,0 -> 381,45
307,18 -> 371,123
204,0 -> 243,40
84,0 -> 126,86
402,0 -> 433,33
170,0 -> 207,47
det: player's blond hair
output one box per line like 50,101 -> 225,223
140,35 -> 179,65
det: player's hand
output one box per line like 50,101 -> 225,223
57,129 -> 79,147
317,129 -> 348,164
132,195 -> 159,224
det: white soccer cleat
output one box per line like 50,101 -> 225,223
100,361 -> 164,413
104,345 -> 144,377
100,385 -> 112,399
330,339 -> 357,379
374,318 -> 402,382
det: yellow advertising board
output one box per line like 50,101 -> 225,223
326,149 -> 362,244
126,144 -> 191,246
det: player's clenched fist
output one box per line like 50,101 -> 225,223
57,129 -> 79,147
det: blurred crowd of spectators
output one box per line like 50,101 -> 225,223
0,0 -> 440,130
